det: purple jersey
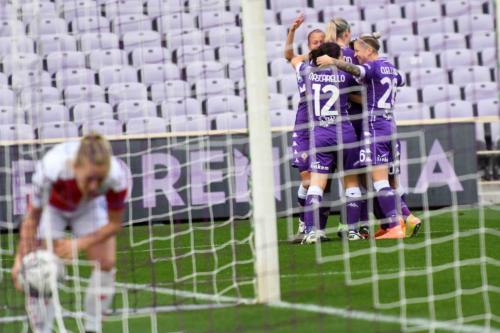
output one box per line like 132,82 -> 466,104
342,46 -> 364,139
342,46 -> 359,65
291,62 -> 311,172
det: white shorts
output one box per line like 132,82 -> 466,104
37,197 -> 108,240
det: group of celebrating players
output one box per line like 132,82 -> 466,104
285,14 -> 422,244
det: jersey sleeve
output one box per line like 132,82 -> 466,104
105,158 -> 129,211
30,161 -> 51,209
396,70 -> 406,87
356,62 -> 374,82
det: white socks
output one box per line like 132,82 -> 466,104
373,180 -> 391,192
26,296 -> 55,333
84,268 -> 116,333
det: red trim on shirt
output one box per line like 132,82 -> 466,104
106,189 -> 127,211
49,179 -> 83,211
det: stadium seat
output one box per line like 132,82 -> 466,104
37,34 -> 77,55
166,29 -> 205,49
81,118 -> 123,135
395,87 -> 419,104
440,49 -> 477,68
21,2 -> 57,23
104,0 -> 144,19
434,100 -> 474,119
386,35 -> 425,56
278,75 -> 299,98
268,58 -> 291,78
111,15 -> 152,34
205,95 -> 244,115
403,1 -> 442,20
88,49 -> 128,70
11,70 -> 53,89
2,53 -> 41,75
107,82 -> 148,106
457,14 -> 495,34
313,0 -> 351,6
427,33 -> 466,50
237,77 -> 278,95
422,84 -> 461,105
169,114 -> 209,132
125,117 -> 167,134
321,6 -> 361,22
46,51 -> 86,74
0,124 -> 35,140
354,0 -> 392,5
415,16 -> 455,36
0,36 -> 34,56
394,103 -> 431,121
279,7 -> 318,26
28,103 -> 69,125
55,68 -> 95,89
206,27 -> 242,47
477,99 -> 500,117
470,31 -> 496,49
214,112 -> 247,130
451,66 -> 492,85
161,98 -> 202,118
259,9 -> 278,25
443,0 -> 485,17
410,67 -> 448,88
227,60 -> 244,80
174,45 -> 215,64
98,65 -> 137,87
139,63 -> 181,85
131,47 -> 171,66
184,61 -> 225,81
70,16 -> 111,33
269,0 -> 308,10
397,51 -> 437,70
64,84 -> 105,108
264,24 -> 287,42
270,109 -> 295,127
375,19 -> 413,36
187,0 -> 227,12
479,48 -> 496,67
79,33 -> 120,51
155,13 -> 196,32
363,4 -> 402,21
122,30 -> 162,51
0,20 -> 25,37
348,20 -> 374,37
61,1 -> 100,21
150,80 -> 192,102
73,102 -> 114,124
268,93 -> 289,110
217,44 -> 243,63
464,82 -> 498,102
0,72 -> 6,86
146,0 -> 185,18
27,18 -> 67,35
194,78 -> 236,99
197,11 -> 236,29
20,86 -> 61,106
37,121 -> 78,139
0,106 -> 20,124
266,40 -> 287,60
116,100 -> 158,120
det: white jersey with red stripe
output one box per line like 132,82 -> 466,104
31,141 -> 128,212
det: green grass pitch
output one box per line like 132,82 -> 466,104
1,206 -> 499,332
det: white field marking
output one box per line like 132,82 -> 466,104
270,301 -> 499,333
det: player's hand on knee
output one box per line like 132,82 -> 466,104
54,239 -> 78,260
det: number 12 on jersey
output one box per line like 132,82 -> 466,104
312,83 -> 340,117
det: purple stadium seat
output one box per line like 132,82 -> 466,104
397,51 -> 437,70
363,4 -> 402,21
416,16 -> 455,36
321,6 -> 360,22
46,51 -> 86,74
270,109 -> 295,127
444,0 -> 485,17
98,65 -> 137,87
187,0 -> 227,12
2,53 -> 41,75
348,20 -> 374,38
0,106 -> 20,124
70,16 -> 110,34
88,49 -> 127,70
386,35 -> 425,56
205,95 -> 244,115
410,67 -> 448,88
64,84 -> 105,108
268,58 -> 291,77
155,13 -> 196,32
0,20 -> 24,37
21,2 -> 57,23
0,72 -> 6,86
238,77 -> 278,95
61,1 -> 100,21
174,45 -> 215,64
184,60 -> 225,82
264,24 -> 287,42
55,68 -> 95,88
125,117 -> 167,134
313,0 -> 351,6
79,33 -> 120,51
268,93 -> 288,111
279,7 -> 318,26
37,121 -> 78,139
395,87 -> 419,104
477,99 -> 500,117
262,9 -> 277,25
194,78 -> 235,99
111,15 -> 152,34
169,114 -> 209,132
81,119 -> 123,135
278,75 -> 299,98
166,29 -> 205,49
21,86 -> 61,106
37,34 -> 77,55
214,112 -> 247,130
451,66 -> 492,85
434,100 -> 474,119
427,33 -> 466,50
105,0 -> 143,19
27,18 -> 67,35
421,84 -> 461,105
131,47 -> 171,66
479,48 -> 496,67
0,36 -> 34,57
217,44 -> 243,63
139,63 -> 181,85
457,14 -> 495,34
197,11 -> 236,29
354,0 -> 391,5
394,103 -> 431,121
122,31 -> 162,51
161,98 -> 202,118
375,19 -> 413,36
146,0 -> 185,17
0,124 -> 35,140
11,70 -> 53,89
440,49 -> 477,68
28,104 -> 69,125
227,59 -> 244,80
73,102 -> 114,124
464,82 -> 499,102
150,80 -> 191,102
116,100 -> 158,120
470,31 -> 496,49
107,82 -> 148,106
269,0 -> 307,10
403,1 -> 442,20
206,26 -> 242,47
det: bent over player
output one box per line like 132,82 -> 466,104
12,133 -> 129,332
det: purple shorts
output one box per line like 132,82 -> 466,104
291,128 -> 310,172
359,118 -> 398,167
309,122 -> 360,174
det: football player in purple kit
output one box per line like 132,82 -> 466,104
291,42 -> 365,243
317,33 -> 408,239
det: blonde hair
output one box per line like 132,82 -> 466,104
356,32 -> 382,52
325,18 -> 350,43
76,132 -> 112,168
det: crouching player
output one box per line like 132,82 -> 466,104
12,133 -> 129,333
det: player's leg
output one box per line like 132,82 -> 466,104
390,176 -> 422,237
302,172 -> 329,244
297,170 -> 310,235
343,174 -> 364,240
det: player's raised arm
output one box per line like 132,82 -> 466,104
284,13 -> 304,61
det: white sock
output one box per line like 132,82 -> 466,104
297,183 -> 308,200
307,185 -> 324,197
373,180 -> 390,192
84,268 -> 116,333
26,296 -> 55,333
